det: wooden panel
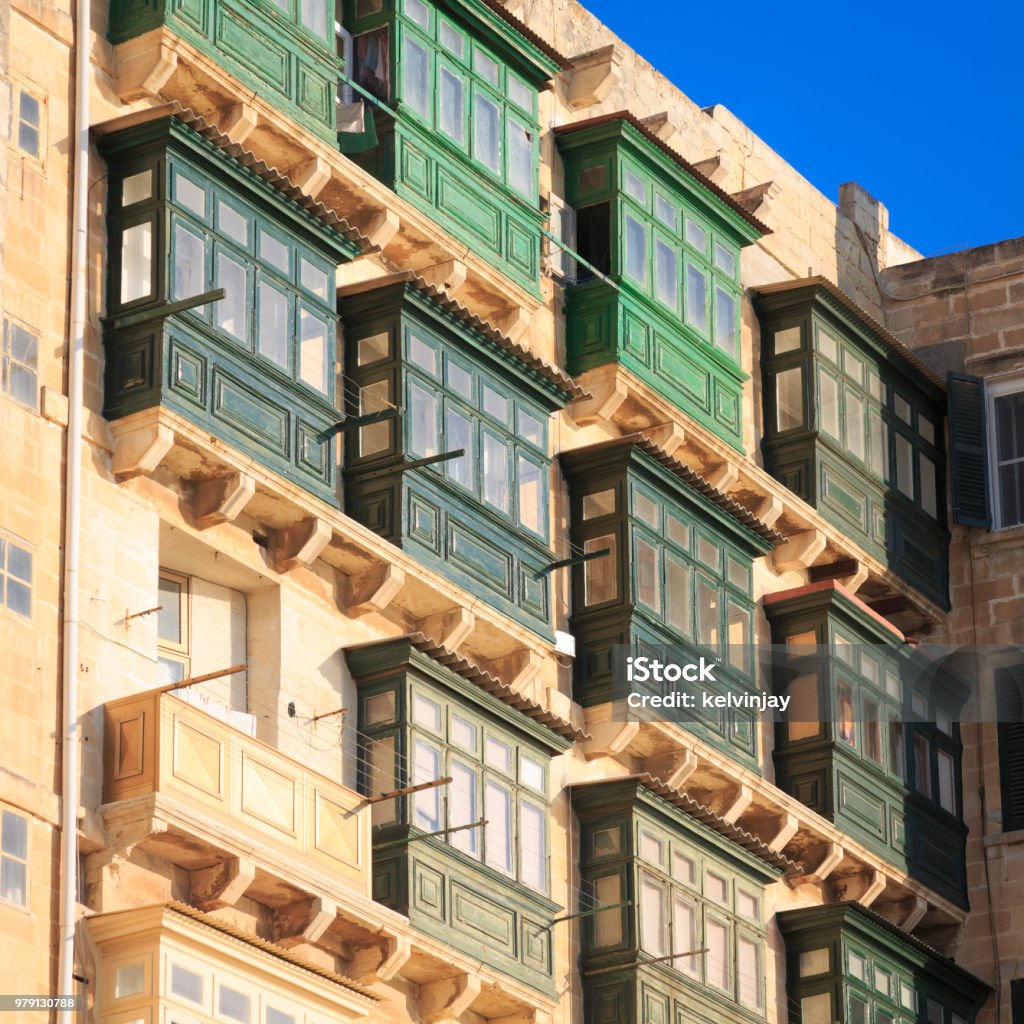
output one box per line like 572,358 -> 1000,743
212,368 -> 289,453
314,789 -> 362,869
215,5 -> 290,92
522,916 -> 551,974
172,715 -> 224,798
450,881 -> 516,951
437,169 -> 501,248
168,339 -> 206,407
241,752 -> 297,835
114,710 -> 147,783
413,860 -> 445,920
836,770 -> 887,839
447,520 -> 513,593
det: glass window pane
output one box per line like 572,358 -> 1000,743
919,415 -> 935,444
219,986 -> 251,1022
299,0 -> 327,34
921,455 -> 938,517
174,172 -> 206,217
818,369 -> 839,437
367,736 -> 396,825
474,49 -> 499,86
843,348 -> 864,384
520,800 -> 546,891
583,489 -> 616,520
714,287 -> 737,357
800,948 -> 829,977
633,492 -> 658,527
801,994 -> 832,1024
517,408 -> 543,446
6,545 -> 31,585
776,367 -> 804,432
684,219 -> 706,251
635,535 -> 660,610
727,599 -> 750,673
624,216 -> 647,285
484,780 -> 513,874
405,0 -> 429,27
408,334 -> 436,375
507,75 -> 532,111
114,963 -> 145,1000
172,225 -> 207,310
409,380 -> 440,458
938,749 -> 956,812
482,384 -> 508,423
870,410 -> 887,478
122,170 -> 152,206
705,871 -> 727,902
473,93 -> 500,173
849,996 -> 868,1024
774,325 -> 801,353
517,455 -> 544,536
705,917 -> 729,991
624,170 -> 646,203
895,433 -> 914,498
0,857 -> 26,906
594,874 -> 622,947
914,734 -> 931,796
19,91 -> 40,127
402,37 -> 430,117
895,394 -> 912,423
864,697 -> 882,763
714,241 -> 737,277
817,329 -> 838,362
217,200 -> 248,246
890,718 -> 906,780
482,433 -> 510,513
121,223 -> 153,304
638,831 -> 664,865
848,950 -> 867,980
666,515 -> 689,549
450,760 -> 479,856
299,309 -> 329,392
258,283 -> 289,369
654,240 -> 678,309
259,229 -> 289,274
697,577 -> 719,651
673,895 -> 698,977
413,740 -> 441,831
364,691 -> 395,725
787,674 -> 820,742
673,852 -> 695,885
359,379 -> 392,456
171,964 -> 203,1004
738,936 -> 762,1009
450,714 -> 477,751
520,754 -> 545,791
484,736 -> 511,773
1,811 -> 28,860
654,194 -> 675,228
508,119 -> 534,197
157,576 -> 182,644
439,67 -> 465,144
685,265 -> 708,334
584,534 -> 617,605
447,361 -> 472,398
300,257 -> 330,300
445,407 -> 472,488
360,331 -> 391,368
639,874 -> 667,956
266,1007 -> 294,1024
216,253 -> 247,340
666,555 -> 690,636
847,391 -> 865,459
439,20 -> 464,56
837,680 -> 855,745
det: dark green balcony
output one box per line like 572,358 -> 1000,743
573,778 -> 786,1024
100,116 -> 361,503
755,278 -> 949,608
346,636 -> 574,995
765,582 -> 970,907
778,903 -> 989,1024
560,437 -> 780,768
108,0 -> 343,142
340,274 -> 578,637
554,114 -> 766,450
340,0 -> 563,295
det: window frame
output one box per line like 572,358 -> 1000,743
0,806 -> 29,911
986,376 -> 1024,530
10,80 -> 46,164
1,317 -> 39,411
0,532 -> 34,621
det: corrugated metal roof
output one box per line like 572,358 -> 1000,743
405,633 -> 587,743
164,902 -> 380,1001
561,433 -> 785,546
339,270 -> 588,400
754,276 -> 946,391
573,774 -> 801,874
553,111 -> 771,237
478,0 -> 571,69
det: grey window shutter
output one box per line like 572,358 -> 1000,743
947,372 -> 990,528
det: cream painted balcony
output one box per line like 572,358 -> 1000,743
102,686 -> 370,904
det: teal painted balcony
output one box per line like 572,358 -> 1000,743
554,114 -> 766,451
100,116 -> 364,504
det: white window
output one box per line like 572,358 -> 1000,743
2,319 -> 38,409
158,571 -> 190,684
546,194 -> 577,282
12,84 -> 44,160
0,809 -> 29,907
639,872 -> 667,956
0,535 -> 32,619
988,379 -> 1024,529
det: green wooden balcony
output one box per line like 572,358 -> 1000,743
340,0 -> 563,296
108,0 -> 343,143
778,903 -> 989,1024
100,116 -> 361,504
765,582 -> 970,908
346,636 -> 576,995
554,115 -> 766,451
340,274 -> 579,638
572,778 -> 787,1024
756,278 -> 950,608
561,436 -> 780,769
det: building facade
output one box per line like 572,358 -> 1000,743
0,1 -> 1020,1023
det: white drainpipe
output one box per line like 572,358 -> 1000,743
59,0 -> 90,1015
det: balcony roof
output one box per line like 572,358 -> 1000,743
339,271 -> 588,401
754,276 -> 945,392
477,0 -> 572,70
553,111 -> 771,237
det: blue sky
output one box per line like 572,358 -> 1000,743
582,0 -> 1024,258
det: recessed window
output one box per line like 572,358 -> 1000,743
990,384 -> 1024,528
2,320 -> 38,410
13,85 -> 44,160
0,809 -> 29,907
157,571 -> 189,684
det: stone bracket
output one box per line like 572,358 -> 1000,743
418,259 -> 467,293
721,784 -> 752,824
499,306 -> 532,344
791,843 -> 844,886
755,494 -> 784,528
191,472 -> 255,528
112,420 -> 174,480
269,517 -> 331,573
571,377 -> 627,424
271,895 -> 337,950
478,648 -> 543,701
220,100 -> 259,145
114,35 -> 179,101
344,561 -> 405,617
707,462 -> 739,492
732,181 -> 781,219
288,154 -> 332,197
190,855 -> 256,911
581,720 -> 640,761
690,152 -> 732,186
767,813 -> 799,854
419,974 -> 481,1024
418,607 -> 475,651
565,44 -> 623,110
363,209 -> 401,250
773,529 -> 827,573
349,932 -> 412,985
902,895 -> 928,932
640,112 -> 677,145
643,422 -> 686,457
